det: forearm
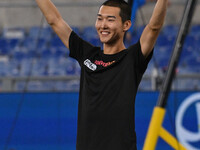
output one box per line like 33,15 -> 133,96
148,0 -> 168,30
35,0 -> 62,25
35,0 -> 72,49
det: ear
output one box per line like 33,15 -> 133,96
123,20 -> 132,32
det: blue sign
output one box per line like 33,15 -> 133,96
0,92 -> 199,150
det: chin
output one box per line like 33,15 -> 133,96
100,38 -> 110,44
100,36 -> 113,42
101,40 -> 112,45
102,38 -> 119,45
99,34 -> 113,43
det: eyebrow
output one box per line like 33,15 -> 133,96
97,14 -> 116,19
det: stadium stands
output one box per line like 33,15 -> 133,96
0,25 -> 199,91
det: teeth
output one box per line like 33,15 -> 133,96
101,32 -> 109,35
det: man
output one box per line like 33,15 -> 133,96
35,0 -> 168,149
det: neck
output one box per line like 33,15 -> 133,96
103,41 -> 126,55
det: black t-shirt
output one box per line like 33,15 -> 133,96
69,31 -> 153,150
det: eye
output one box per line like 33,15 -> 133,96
97,17 -> 102,21
108,19 -> 115,22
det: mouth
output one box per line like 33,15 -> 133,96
100,31 -> 110,36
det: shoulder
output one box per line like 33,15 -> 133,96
69,31 -> 95,50
127,40 -> 153,63
127,40 -> 141,54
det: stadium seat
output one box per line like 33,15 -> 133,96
48,60 -> 67,76
65,58 -> 77,75
0,59 -> 20,76
23,38 -> 48,51
189,24 -> 200,38
0,61 -> 8,76
82,26 -> 101,46
50,35 -> 65,48
162,25 -> 179,37
47,57 -> 76,76
28,26 -> 53,40
6,38 -> 20,49
0,38 -> 8,55
11,47 -> 29,60
19,59 -> 33,76
53,47 -> 68,58
157,34 -> 172,46
40,48 -> 54,58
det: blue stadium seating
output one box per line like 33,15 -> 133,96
0,38 -> 9,55
50,35 -> 65,48
19,59 -> 32,76
81,26 -> 102,46
28,26 -> 53,40
0,25 -> 199,73
0,59 -> 21,77
6,38 -> 20,50
0,25 -> 199,91
0,61 -> 8,76
23,38 -> 47,50
162,25 -> 179,37
190,24 -> 200,37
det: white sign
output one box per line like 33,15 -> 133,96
176,93 -> 200,150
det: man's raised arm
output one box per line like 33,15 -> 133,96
35,0 -> 72,48
140,0 -> 168,58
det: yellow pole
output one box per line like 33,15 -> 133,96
159,127 -> 187,150
143,107 -> 166,150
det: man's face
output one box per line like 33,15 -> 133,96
95,5 -> 125,45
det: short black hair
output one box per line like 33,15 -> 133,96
101,0 -> 132,23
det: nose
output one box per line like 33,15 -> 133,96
100,20 -> 108,29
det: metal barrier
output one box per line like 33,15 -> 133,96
0,74 -> 199,92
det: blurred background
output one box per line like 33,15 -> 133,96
0,0 -> 199,150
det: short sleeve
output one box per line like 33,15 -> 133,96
69,31 -> 95,63
129,41 -> 153,74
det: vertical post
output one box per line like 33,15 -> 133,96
143,0 -> 197,149
157,0 -> 197,108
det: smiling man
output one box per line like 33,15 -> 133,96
95,3 -> 131,54
35,0 -> 168,150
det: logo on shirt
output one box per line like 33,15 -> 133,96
84,59 -> 97,71
94,60 -> 116,67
